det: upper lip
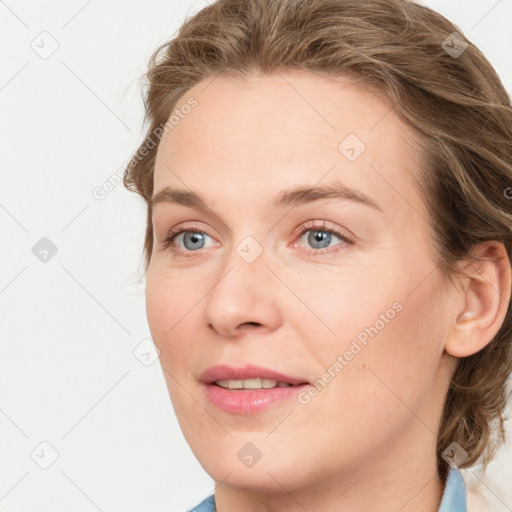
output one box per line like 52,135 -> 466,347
199,364 -> 309,385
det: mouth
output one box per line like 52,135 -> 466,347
199,364 -> 309,385
212,378 -> 308,390
199,364 -> 311,414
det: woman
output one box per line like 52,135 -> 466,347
123,0 -> 512,510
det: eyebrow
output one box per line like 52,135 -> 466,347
151,181 -> 383,214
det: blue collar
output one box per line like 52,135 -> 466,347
188,494 -> 215,512
438,467 -> 467,511
189,467 -> 466,512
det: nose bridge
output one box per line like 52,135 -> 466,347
202,233 -> 282,336
214,231 -> 270,292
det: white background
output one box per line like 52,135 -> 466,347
1,1 -> 511,511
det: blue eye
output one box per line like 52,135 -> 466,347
293,224 -> 353,256
180,231 -> 207,251
303,230 -> 339,250
165,230 -> 215,254
161,221 -> 353,258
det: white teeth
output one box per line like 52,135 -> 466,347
214,378 -> 296,389
243,378 -> 263,389
228,380 -> 243,389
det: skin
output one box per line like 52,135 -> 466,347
145,69 -> 511,512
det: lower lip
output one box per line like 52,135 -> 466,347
203,383 -> 310,414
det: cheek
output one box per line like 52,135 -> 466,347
286,262 -> 401,350
300,261 -> 446,405
144,268 -> 197,368
145,274 -> 197,417
330,279 -> 447,428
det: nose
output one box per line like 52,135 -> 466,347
202,245 -> 283,338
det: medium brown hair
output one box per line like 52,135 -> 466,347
123,0 -> 512,481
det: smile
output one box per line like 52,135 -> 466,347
213,378 -> 305,390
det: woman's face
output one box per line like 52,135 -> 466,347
145,70 -> 458,496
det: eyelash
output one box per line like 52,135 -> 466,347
160,220 -> 353,259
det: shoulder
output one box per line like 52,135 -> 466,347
187,494 -> 215,512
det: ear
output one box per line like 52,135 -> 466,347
445,241 -> 512,358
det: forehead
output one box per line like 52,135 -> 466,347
153,70 -> 425,219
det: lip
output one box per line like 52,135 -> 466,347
199,364 -> 309,385
199,364 -> 311,415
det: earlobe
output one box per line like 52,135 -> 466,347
445,241 -> 511,358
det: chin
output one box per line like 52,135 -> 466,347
193,444 -> 316,494
205,464 -> 297,493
